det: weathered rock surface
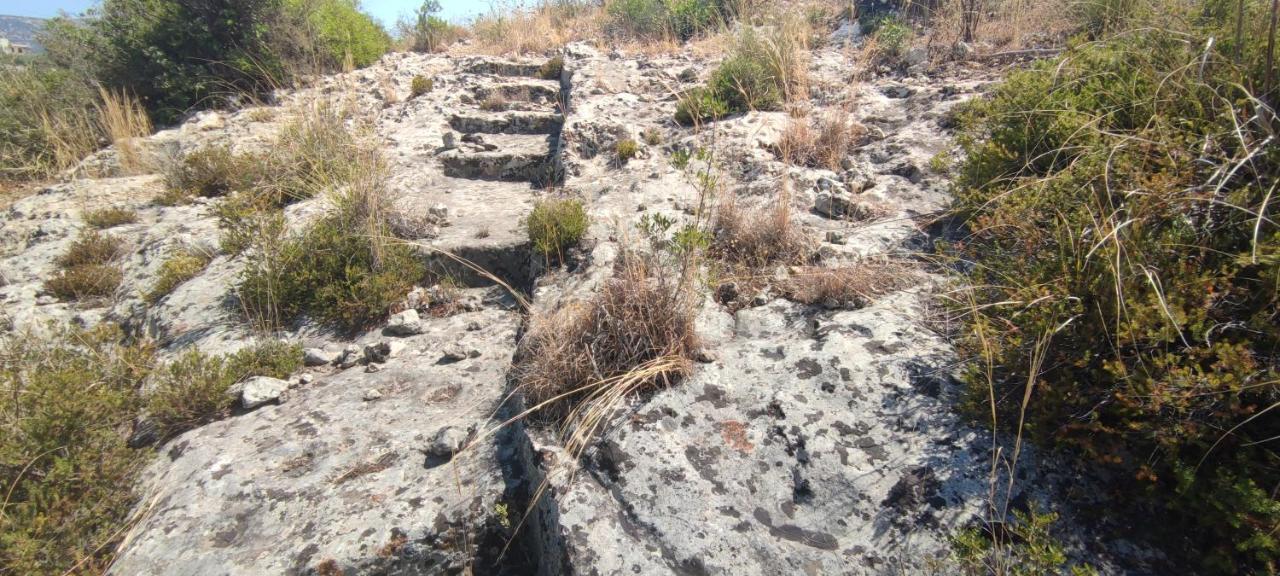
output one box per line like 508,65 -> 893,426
110,310 -> 520,575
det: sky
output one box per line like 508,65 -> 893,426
4,0 -> 494,26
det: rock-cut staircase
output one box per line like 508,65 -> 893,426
440,59 -> 567,185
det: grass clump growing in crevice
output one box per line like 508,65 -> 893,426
537,55 -> 565,80
526,197 -> 589,266
952,505 -> 1098,576
949,14 -> 1280,574
146,340 -> 302,441
161,146 -> 262,204
0,325 -> 155,575
514,253 -> 698,422
782,262 -> 911,310
84,206 -> 138,229
614,138 -> 639,164
710,195 -> 814,269
410,75 -> 433,98
144,247 -> 214,304
776,111 -> 863,171
45,231 -> 126,301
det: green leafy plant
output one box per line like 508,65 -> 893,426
526,197 -> 588,266
615,138 -> 639,163
953,505 -> 1098,576
675,86 -> 730,125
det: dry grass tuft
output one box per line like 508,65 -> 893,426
84,206 -> 138,229
783,262 -> 913,309
711,193 -> 815,268
95,87 -> 153,175
514,253 -> 698,421
469,2 -> 603,55
777,110 -> 864,171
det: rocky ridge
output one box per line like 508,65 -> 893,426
0,34 -> 1162,575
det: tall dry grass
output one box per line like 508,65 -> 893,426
95,86 -> 153,175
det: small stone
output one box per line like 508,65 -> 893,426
904,46 -> 928,67
298,373 -> 315,385
694,349 -> 718,363
338,344 -> 363,369
240,376 -> 290,410
36,295 -> 56,305
384,308 -> 424,336
427,426 -> 469,458
441,132 -> 456,149
363,389 -> 383,401
465,321 -> 482,331
881,85 -> 914,99
364,341 -> 404,364
440,345 -> 468,363
304,347 -> 339,366
428,203 -> 449,219
825,230 -> 848,245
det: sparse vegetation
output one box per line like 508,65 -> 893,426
480,92 -> 509,112
146,340 -> 302,441
525,197 -> 589,266
410,75 -> 433,98
710,196 -> 813,268
402,0 -> 464,52
84,206 -> 138,229
953,505 -> 1098,576
674,20 -> 810,124
777,111 -> 862,171
642,126 -> 663,145
45,231 -> 127,301
145,247 -> 214,304
783,262 -> 910,309
162,146 -> 262,203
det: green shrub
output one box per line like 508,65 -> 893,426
147,340 -> 302,440
951,18 -> 1279,574
238,172 -> 425,332
870,17 -> 911,63
526,197 -> 588,265
615,138 -> 639,162
0,325 -> 155,575
404,0 -> 463,52
674,86 -> 730,125
163,146 -> 261,202
607,0 -> 670,39
145,248 -> 213,304
214,190 -> 285,255
709,34 -> 783,111
410,75 -> 433,98
606,0 -> 730,41
953,505 -> 1098,576
41,0 -> 387,125
84,207 -> 138,229
287,0 -> 390,69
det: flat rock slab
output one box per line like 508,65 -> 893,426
547,294 -> 992,574
111,309 -> 520,576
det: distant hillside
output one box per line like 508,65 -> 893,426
0,15 -> 46,52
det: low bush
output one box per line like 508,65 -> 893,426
783,263 -> 910,309
642,126 -> 663,145
238,167 -> 426,332
0,325 -> 155,575
953,505 -> 1098,576
674,22 -> 808,124
145,248 -> 214,304
84,207 -> 138,229
287,0 -> 390,70
147,340 -> 302,440
710,197 -> 812,268
950,13 -> 1279,573
57,231 -> 124,268
410,75 -> 433,98
526,197 -> 589,266
163,146 -> 262,202
867,16 -> 911,66
45,264 -> 125,301
605,0 -> 735,42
